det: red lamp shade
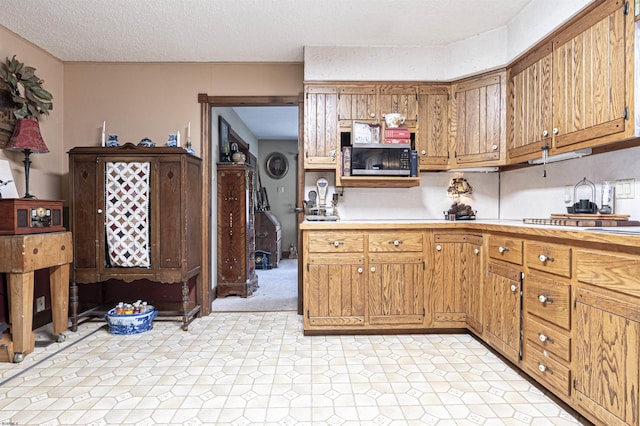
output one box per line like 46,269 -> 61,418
7,118 -> 49,153
5,118 -> 49,198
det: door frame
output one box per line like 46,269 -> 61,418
198,94 -> 305,314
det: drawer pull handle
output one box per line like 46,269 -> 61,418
538,294 -> 554,304
330,241 -> 344,247
542,130 -> 549,137
510,284 -> 518,292
97,208 -> 103,214
436,245 -> 442,251
538,363 -> 549,373
538,254 -> 554,263
538,333 -> 554,343
370,266 -> 376,273
357,267 -> 363,274
498,246 -> 509,253
474,248 -> 480,255
390,240 -> 402,246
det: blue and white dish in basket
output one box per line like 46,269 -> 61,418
138,137 -> 156,148
105,307 -> 157,335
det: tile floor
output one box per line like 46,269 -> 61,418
0,312 -> 586,425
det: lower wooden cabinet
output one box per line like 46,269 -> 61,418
573,248 -> 640,426
428,233 -> 482,331
484,261 -> 522,364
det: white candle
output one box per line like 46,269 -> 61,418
101,121 -> 106,147
176,130 -> 181,147
187,122 -> 191,139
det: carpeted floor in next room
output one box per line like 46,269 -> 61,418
211,258 -> 298,312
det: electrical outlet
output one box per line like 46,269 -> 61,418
615,178 -> 635,199
36,296 -> 45,313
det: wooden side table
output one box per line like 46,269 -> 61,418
0,232 -> 73,362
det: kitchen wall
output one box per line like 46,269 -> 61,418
0,26 -> 65,200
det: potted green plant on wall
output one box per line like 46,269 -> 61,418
0,55 -> 53,197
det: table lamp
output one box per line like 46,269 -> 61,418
5,118 -> 49,198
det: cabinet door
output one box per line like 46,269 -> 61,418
451,71 -> 506,165
306,254 -> 366,327
574,287 -> 640,426
416,85 -> 450,169
379,84 -> 418,126
368,256 -> 425,326
69,154 -> 100,276
430,237 -> 466,327
485,261 -> 521,364
465,240 -> 483,334
337,85 -> 377,121
507,45 -> 553,162
552,0 -> 629,149
304,85 -> 339,168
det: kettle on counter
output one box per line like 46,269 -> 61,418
567,177 -> 598,214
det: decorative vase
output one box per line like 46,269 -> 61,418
107,134 -> 119,147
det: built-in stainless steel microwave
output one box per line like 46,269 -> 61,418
350,143 -> 412,176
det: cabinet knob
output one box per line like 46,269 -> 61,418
542,130 -> 549,137
538,294 -> 553,304
370,112 -> 375,118
97,209 -> 103,214
392,240 -> 401,246
538,364 -> 548,373
538,333 -> 554,343
474,248 -> 479,255
498,246 -> 509,253
553,128 -> 559,134
331,241 -> 344,247
370,266 -> 376,273
357,267 -> 363,274
329,150 -> 336,160
436,245 -> 442,251
538,254 -> 554,263
492,144 -> 498,151
510,284 -> 518,292
421,150 -> 426,155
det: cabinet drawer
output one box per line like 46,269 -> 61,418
525,241 -> 571,278
524,342 -> 571,397
576,249 -> 640,299
368,232 -> 423,252
524,316 -> 570,362
307,232 -> 364,253
488,235 -> 523,265
524,272 -> 571,330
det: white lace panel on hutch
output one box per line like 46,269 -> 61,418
105,161 -> 151,267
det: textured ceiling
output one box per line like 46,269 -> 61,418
1,0 -> 532,63
0,0 -> 533,140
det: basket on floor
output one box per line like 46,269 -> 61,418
105,307 -> 157,335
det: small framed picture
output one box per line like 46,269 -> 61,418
218,116 -> 230,161
265,152 -> 288,179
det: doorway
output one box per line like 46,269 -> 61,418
206,97 -> 304,313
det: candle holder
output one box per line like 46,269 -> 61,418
184,137 -> 195,155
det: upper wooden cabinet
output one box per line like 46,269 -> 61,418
337,84 -> 378,122
507,44 -> 553,161
508,0 -> 633,163
303,84 -> 339,169
416,85 -> 450,169
451,70 -> 507,166
378,84 -> 419,126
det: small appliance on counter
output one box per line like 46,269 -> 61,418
305,177 -> 339,221
567,177 -> 598,214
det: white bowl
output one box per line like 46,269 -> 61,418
384,114 -> 405,128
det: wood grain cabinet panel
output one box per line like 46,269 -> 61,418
507,45 -> 553,162
525,241 -> 571,278
304,85 -> 339,168
451,70 -> 506,166
523,342 -> 571,397
488,235 -> 523,265
416,85 -> 450,169
484,261 -> 521,364
428,234 -> 482,330
524,316 -> 570,363
524,271 -> 571,330
552,0 -> 631,149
